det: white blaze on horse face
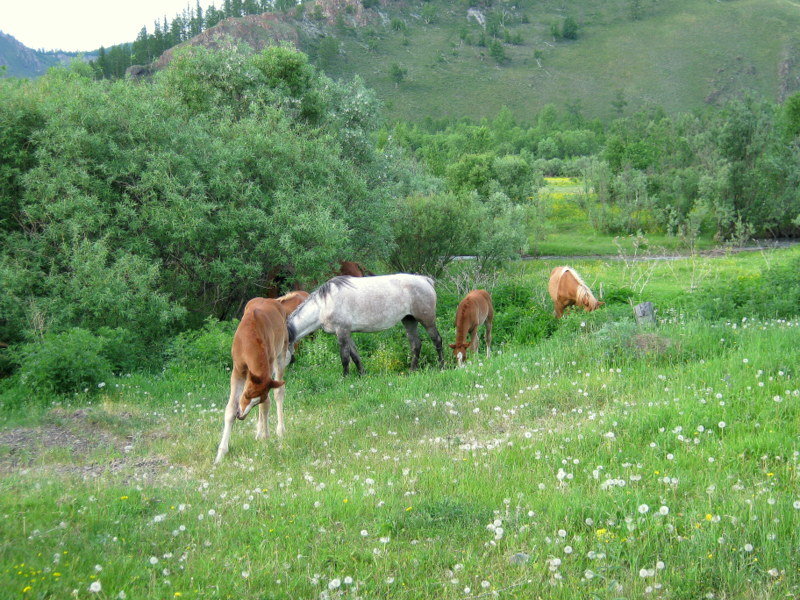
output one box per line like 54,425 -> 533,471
457,351 -> 464,367
239,396 -> 260,419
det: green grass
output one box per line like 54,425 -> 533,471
320,0 -> 800,121
1,248 -> 799,598
529,177 -> 717,256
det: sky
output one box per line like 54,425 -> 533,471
3,0 -> 215,52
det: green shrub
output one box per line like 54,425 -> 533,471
166,317 -> 237,370
95,327 -> 158,374
17,329 -> 112,394
603,286 -> 636,304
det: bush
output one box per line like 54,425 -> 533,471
166,317 -> 237,370
562,17 -> 578,40
96,327 -> 158,374
17,329 -> 112,394
388,193 -> 480,277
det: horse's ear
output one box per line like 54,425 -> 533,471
448,343 -> 456,349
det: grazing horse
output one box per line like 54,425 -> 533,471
287,274 -> 445,375
215,298 -> 291,463
548,266 -> 604,318
449,289 -> 494,367
339,260 -> 374,277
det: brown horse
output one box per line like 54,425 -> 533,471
215,298 -> 291,463
449,289 -> 494,367
548,266 -> 604,318
339,260 -> 374,277
277,290 -> 310,362
276,290 -> 309,314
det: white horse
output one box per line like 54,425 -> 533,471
287,274 -> 445,375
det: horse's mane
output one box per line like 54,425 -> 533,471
565,267 -> 596,305
314,275 -> 356,301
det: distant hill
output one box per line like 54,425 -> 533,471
8,0 -> 800,120
0,31 -> 94,78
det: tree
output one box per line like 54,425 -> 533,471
611,89 -> 628,117
389,63 -> 407,86
0,47 -> 403,352
317,37 -> 340,70
784,92 -> 800,138
562,17 -> 578,40
388,193 -> 481,277
489,39 -> 508,64
629,0 -> 643,21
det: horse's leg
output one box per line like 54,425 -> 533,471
420,319 -> 444,369
256,395 -> 270,440
337,331 -> 352,377
402,316 -> 422,371
485,317 -> 493,358
274,362 -> 286,437
469,325 -> 479,354
216,371 -> 244,463
348,338 -> 365,376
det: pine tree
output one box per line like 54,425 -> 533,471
95,46 -> 108,78
132,27 -> 151,64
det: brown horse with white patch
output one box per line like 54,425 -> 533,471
548,266 -> 604,318
449,289 -> 494,367
215,298 -> 291,463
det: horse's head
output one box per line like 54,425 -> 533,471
237,376 -> 285,420
579,286 -> 604,312
449,342 -> 470,367
582,297 -> 605,312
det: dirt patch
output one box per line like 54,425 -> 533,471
0,408 -> 168,480
630,333 -> 673,355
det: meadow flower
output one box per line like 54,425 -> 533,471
149,557 -> 159,565
481,580 -> 490,588
328,578 -> 341,590
659,505 -> 669,515
344,576 -> 353,585
89,581 -> 102,593
744,544 -> 754,552
638,504 -> 649,514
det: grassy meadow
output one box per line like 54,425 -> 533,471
1,245 -> 799,599
530,177 -> 718,256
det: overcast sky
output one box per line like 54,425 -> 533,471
3,0 -> 217,52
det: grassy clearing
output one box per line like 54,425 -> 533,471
1,249 -> 799,599
530,177 -> 717,256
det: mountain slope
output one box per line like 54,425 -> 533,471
0,31 -> 92,78
7,0 -> 800,120
319,0 -> 800,120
